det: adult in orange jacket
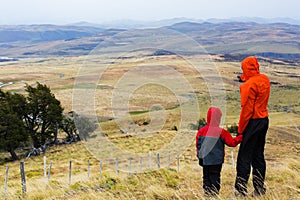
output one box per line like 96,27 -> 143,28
235,56 -> 270,196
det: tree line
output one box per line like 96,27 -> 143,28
0,82 -> 97,160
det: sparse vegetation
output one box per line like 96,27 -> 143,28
226,123 -> 238,135
188,118 -> 207,130
0,52 -> 299,199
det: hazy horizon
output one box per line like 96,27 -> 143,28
0,0 -> 299,25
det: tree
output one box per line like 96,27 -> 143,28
0,90 -> 29,160
23,82 -> 64,148
60,115 -> 79,143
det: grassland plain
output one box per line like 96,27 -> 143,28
0,54 -> 299,199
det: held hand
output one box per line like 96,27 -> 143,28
235,135 -> 243,143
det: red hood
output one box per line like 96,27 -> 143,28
240,56 -> 260,81
207,107 -> 222,127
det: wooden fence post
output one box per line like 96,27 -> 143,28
4,166 -> 8,198
149,152 -> 152,169
69,161 -> 72,185
168,152 -> 171,170
157,153 -> 160,169
20,161 -> 26,196
100,160 -> 102,178
115,158 -> 118,176
48,162 -> 52,181
177,155 -> 180,172
231,151 -> 235,168
88,160 -> 90,179
139,156 -> 143,171
44,156 -> 47,186
129,158 -> 132,175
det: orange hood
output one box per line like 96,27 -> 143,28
240,56 -> 260,81
207,107 -> 222,127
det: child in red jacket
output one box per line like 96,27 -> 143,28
196,107 -> 242,196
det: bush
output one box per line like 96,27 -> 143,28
188,118 -> 207,130
226,123 -> 238,135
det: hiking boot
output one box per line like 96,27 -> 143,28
234,189 -> 247,198
251,190 -> 266,197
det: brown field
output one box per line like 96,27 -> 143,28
0,53 -> 299,199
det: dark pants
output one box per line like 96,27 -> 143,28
235,118 -> 269,196
203,164 -> 222,196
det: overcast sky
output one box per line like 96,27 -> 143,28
1,0 -> 299,25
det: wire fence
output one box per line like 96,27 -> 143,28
2,151 -> 236,198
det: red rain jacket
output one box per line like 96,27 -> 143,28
196,107 -> 242,165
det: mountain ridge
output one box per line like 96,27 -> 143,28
69,17 -> 300,28
0,20 -> 300,62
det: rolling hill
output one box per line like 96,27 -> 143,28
167,21 -> 300,59
0,21 -> 300,62
0,24 -> 104,43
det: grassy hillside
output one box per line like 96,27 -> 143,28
0,54 -> 299,199
0,131 -> 299,199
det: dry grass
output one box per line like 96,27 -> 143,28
1,140 -> 299,199
0,54 -> 299,199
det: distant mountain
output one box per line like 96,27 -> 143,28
0,24 -> 104,43
89,18 -> 203,29
0,21 -> 300,62
67,21 -> 104,28
165,21 -> 300,61
69,17 -> 300,29
146,18 -> 204,28
206,17 -> 300,25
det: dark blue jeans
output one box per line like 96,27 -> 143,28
235,118 -> 269,196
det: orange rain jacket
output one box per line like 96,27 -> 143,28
238,57 -> 270,134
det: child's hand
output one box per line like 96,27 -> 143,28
235,135 -> 243,144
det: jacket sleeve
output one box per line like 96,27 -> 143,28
221,129 -> 243,147
238,83 -> 256,134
